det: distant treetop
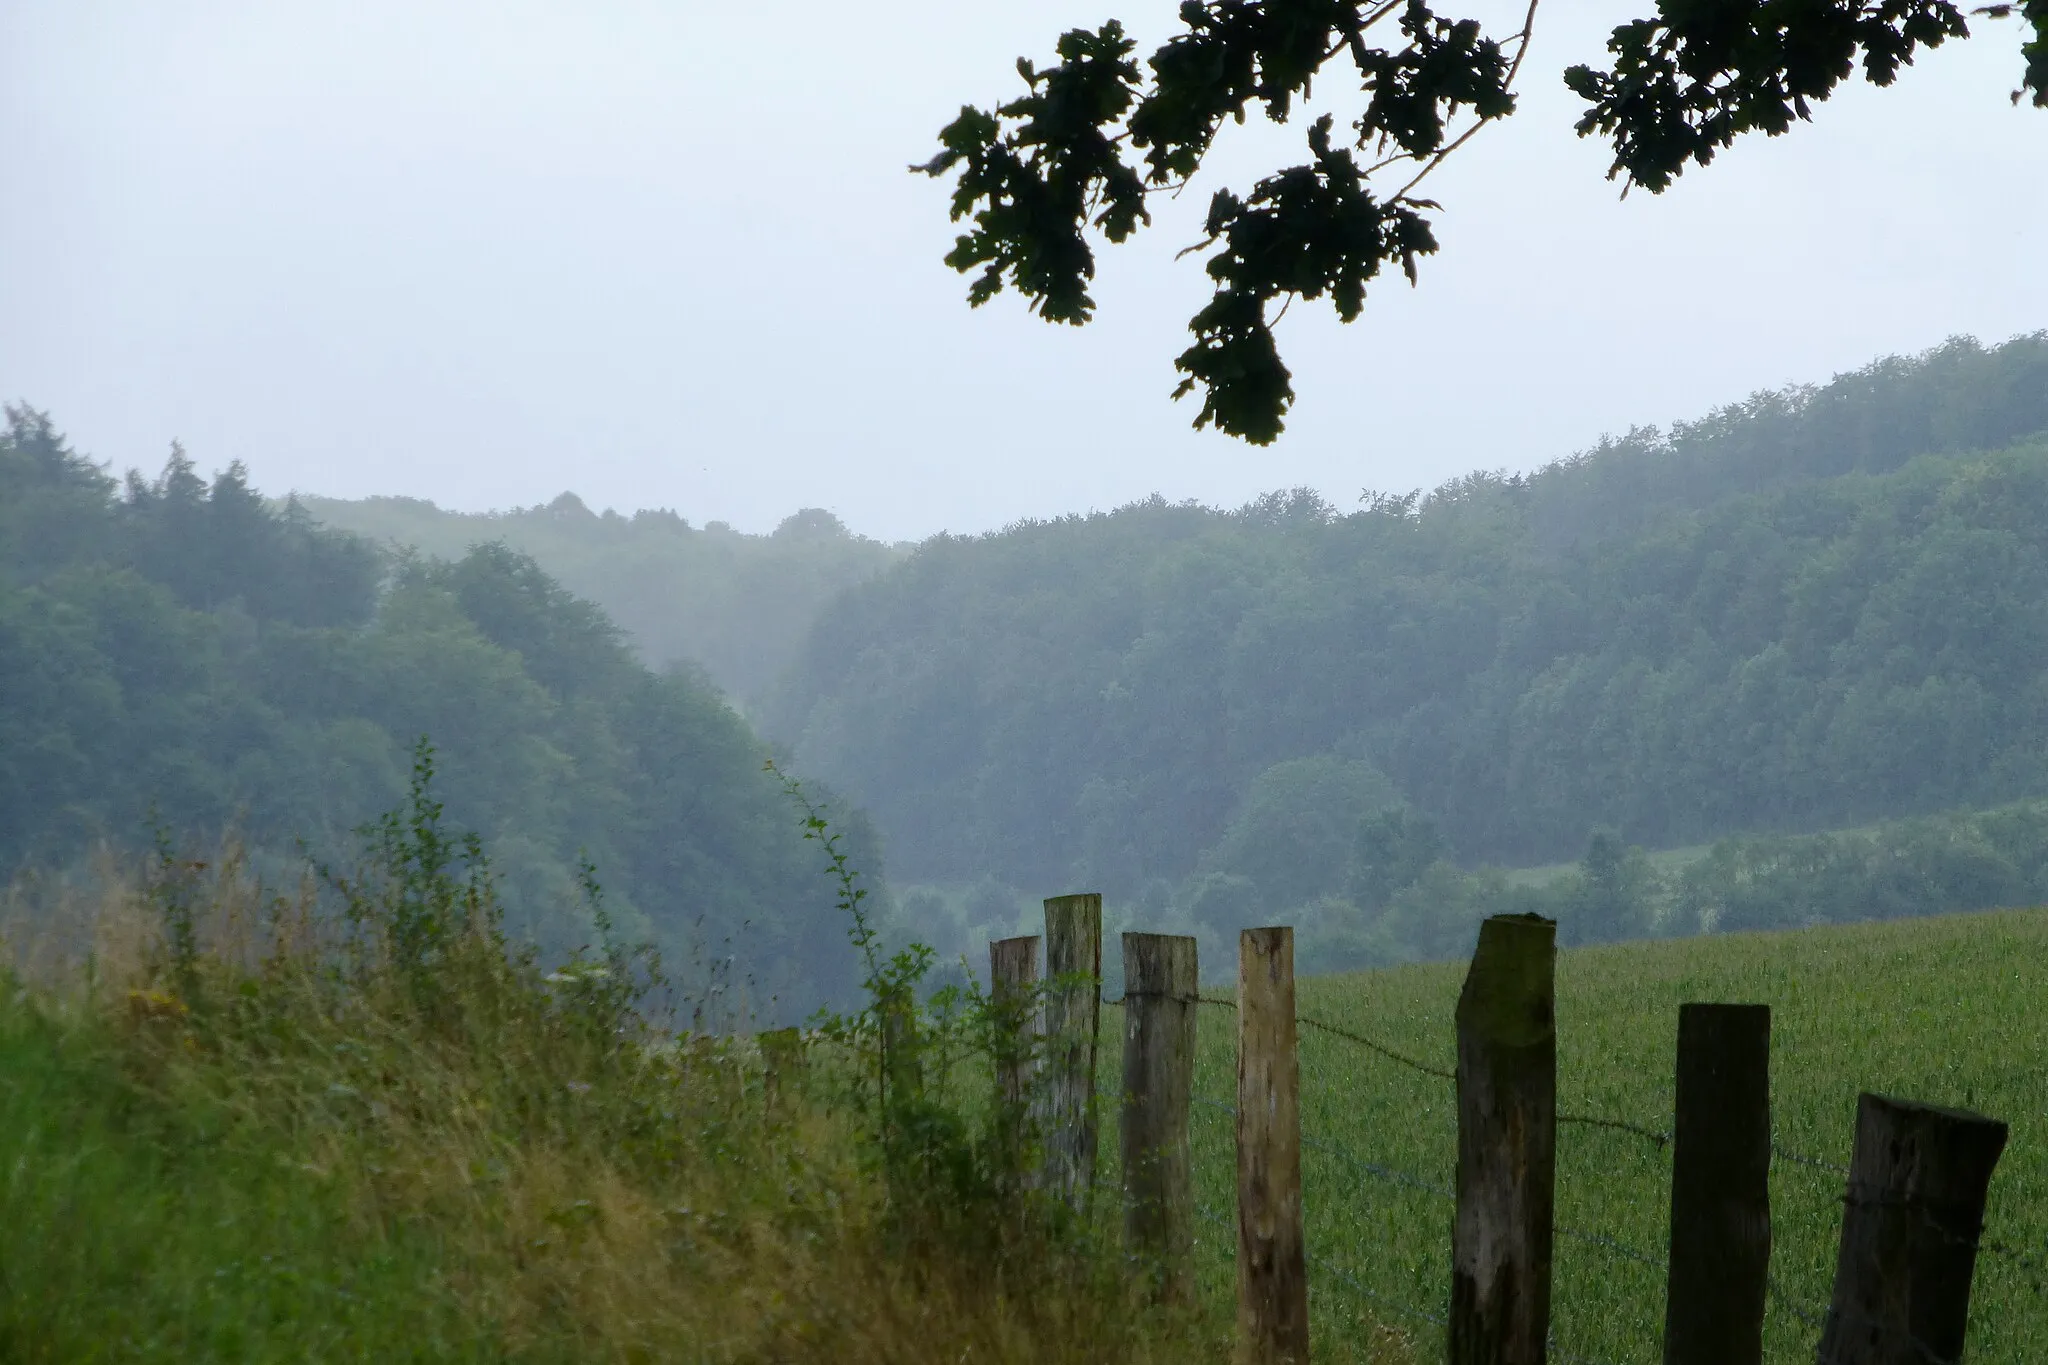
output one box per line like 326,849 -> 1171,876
775,508 -> 850,541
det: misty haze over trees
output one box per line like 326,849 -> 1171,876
251,332 -> 2048,979
303,493 -> 901,712
0,407 -> 874,1014
5,331 -> 2048,988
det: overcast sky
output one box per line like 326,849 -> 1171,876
3,2 -> 2043,542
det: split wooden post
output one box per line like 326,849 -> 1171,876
1042,893 -> 1103,1212
1450,913 -> 1556,1365
1237,926 -> 1308,1364
1815,1094 -> 2008,1365
1121,931 -> 1198,1300
990,934 -> 1042,1186
990,935 -> 1042,1113
1664,1003 -> 1771,1365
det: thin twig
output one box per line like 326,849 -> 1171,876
1392,0 -> 1541,202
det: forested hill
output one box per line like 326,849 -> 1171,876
1519,333 -> 2048,548
765,332 -> 2048,907
301,493 -> 901,710
0,408 -> 872,1014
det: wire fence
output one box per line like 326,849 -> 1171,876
1119,982 -> 2035,1354
1170,990 -> 2005,1357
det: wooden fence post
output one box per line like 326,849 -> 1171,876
1451,913 -> 1556,1365
1815,1094 -> 2007,1365
1042,893 -> 1103,1212
990,935 -> 1042,1112
990,934 -> 1042,1188
1122,931 -> 1198,1300
1238,925 -> 1309,1364
1664,1003 -> 1771,1365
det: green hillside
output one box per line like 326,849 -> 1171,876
763,333 -> 2048,956
0,407 -> 871,1014
300,492 -> 902,712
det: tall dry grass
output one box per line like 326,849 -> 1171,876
0,816 -> 1231,1364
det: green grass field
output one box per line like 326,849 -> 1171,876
10,873 -> 2047,1362
1150,907 -> 2048,1363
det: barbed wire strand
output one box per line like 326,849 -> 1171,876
1187,992 -> 1854,1182
1557,1112 -> 1671,1149
1556,1224 -> 1665,1272
1169,995 -> 2007,1357
1204,1095 -> 1667,1274
1207,996 -> 1676,1148
1297,1012 -> 1459,1082
1772,1142 -> 1850,1177
1765,1271 -> 1828,1331
1302,1131 -> 1456,1201
1982,1235 -> 2048,1279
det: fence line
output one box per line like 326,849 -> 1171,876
1199,1092 -> 1457,1201
1556,1111 -> 1671,1148
1304,1132 -> 1457,1202
1211,991 -> 1689,1152
1033,912 -> 2019,1361
1202,1092 -> 1672,1279
1556,1224 -> 1665,1273
1766,1271 -> 1829,1330
1166,995 -> 2027,1335
1296,1012 -> 1459,1082
1983,1236 -> 2048,1286
1771,1140 -> 1851,1176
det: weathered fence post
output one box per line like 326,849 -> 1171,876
1238,925 -> 1309,1364
1815,1094 -> 2007,1365
1451,913 -> 1556,1365
1042,893 -> 1103,1212
1122,931 -> 1198,1300
990,934 -> 1041,1188
1664,1003 -> 1771,1365
990,935 -> 1042,1113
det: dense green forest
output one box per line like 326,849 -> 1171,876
302,493 -> 900,710
0,408 -> 871,1013
759,332 -> 2048,958
14,331 -> 2048,992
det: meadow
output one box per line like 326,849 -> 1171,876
1162,908 -> 2048,1363
0,825 -> 1208,1365
6,813 -> 2046,1364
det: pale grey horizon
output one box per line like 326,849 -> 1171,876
2,1 -> 2043,543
